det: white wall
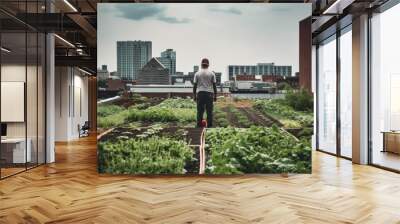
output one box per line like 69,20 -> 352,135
55,67 -> 89,141
1,65 -> 26,141
55,67 -> 69,141
1,63 -> 46,164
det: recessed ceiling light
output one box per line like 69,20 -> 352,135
323,0 -> 345,15
54,34 -> 75,48
78,67 -> 92,76
63,0 -> 78,12
1,47 -> 11,53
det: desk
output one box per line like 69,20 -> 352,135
382,131 -> 400,154
1,138 -> 31,163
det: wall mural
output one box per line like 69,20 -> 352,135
97,3 -> 313,175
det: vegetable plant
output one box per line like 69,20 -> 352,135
214,106 -> 229,127
253,99 -> 313,128
98,104 -> 124,117
98,136 -> 194,174
226,105 -> 252,128
205,126 -> 311,174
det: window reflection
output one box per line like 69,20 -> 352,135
317,36 -> 337,154
340,29 -> 352,158
371,4 -> 400,171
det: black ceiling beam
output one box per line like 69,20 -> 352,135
99,0 -> 307,2
12,13 -> 83,32
55,55 -> 96,71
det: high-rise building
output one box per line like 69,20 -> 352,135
256,63 -> 275,75
97,65 -> 110,81
228,63 -> 292,80
273,65 -> 292,77
117,41 -> 152,80
137,58 -> 170,85
156,49 -> 176,76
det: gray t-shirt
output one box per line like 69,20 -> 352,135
194,69 -> 216,93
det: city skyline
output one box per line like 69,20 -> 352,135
98,3 -> 310,81
99,59 -> 292,77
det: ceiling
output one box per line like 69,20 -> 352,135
0,0 -> 393,73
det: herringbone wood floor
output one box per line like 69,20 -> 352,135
1,136 -> 400,224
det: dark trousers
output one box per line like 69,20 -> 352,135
197,91 -> 213,127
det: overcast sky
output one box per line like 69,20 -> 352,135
97,3 -> 310,80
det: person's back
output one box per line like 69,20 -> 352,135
194,69 -> 215,93
193,58 -> 217,127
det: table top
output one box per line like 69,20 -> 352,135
381,131 -> 400,134
1,138 -> 30,143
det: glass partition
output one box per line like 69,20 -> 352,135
317,35 -> 337,154
38,32 -> 45,165
370,3 -> 400,171
1,31 -> 28,177
0,2 -> 46,179
27,31 -> 38,169
339,28 -> 352,158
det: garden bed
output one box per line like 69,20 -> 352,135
110,95 -> 163,108
204,126 -> 312,174
221,107 -> 243,127
97,96 -> 313,175
99,126 -> 203,145
253,99 -> 313,129
237,107 -> 277,127
98,126 -> 204,174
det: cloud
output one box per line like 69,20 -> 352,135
158,15 -> 191,24
115,4 -> 190,24
207,5 -> 241,15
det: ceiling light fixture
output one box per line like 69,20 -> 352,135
323,0 -> 346,15
63,0 -> 78,12
1,47 -> 11,53
54,34 -> 75,48
78,67 -> 93,76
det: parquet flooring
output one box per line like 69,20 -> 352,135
1,135 -> 400,223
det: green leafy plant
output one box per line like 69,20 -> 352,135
98,136 -> 194,174
98,110 -> 130,129
156,97 -> 196,109
253,99 -> 313,128
205,126 -> 311,174
277,82 -> 291,91
130,93 -> 148,103
98,98 -> 198,128
227,105 -> 252,128
98,104 -> 124,117
126,98 -> 197,124
211,106 -> 228,127
284,88 -> 313,112
126,107 -> 196,123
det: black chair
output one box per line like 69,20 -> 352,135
79,121 -> 90,138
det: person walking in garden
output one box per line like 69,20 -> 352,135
193,58 -> 217,128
